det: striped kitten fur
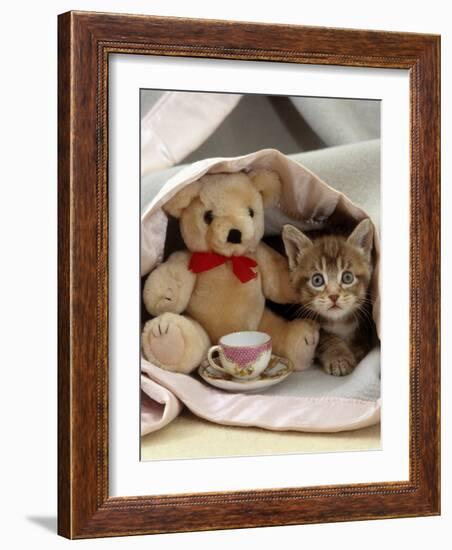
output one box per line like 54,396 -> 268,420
282,219 -> 377,376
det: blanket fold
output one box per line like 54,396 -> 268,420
140,375 -> 183,435
141,348 -> 380,436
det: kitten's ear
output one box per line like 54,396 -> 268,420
348,219 -> 374,261
282,224 -> 313,270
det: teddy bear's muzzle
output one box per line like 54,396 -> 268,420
227,229 -> 242,244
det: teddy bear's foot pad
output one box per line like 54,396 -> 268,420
146,316 -> 185,367
142,313 -> 210,374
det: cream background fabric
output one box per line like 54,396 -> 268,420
141,411 -> 380,461
141,93 -> 380,175
141,92 -> 241,175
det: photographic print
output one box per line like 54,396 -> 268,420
140,91 -> 381,461
58,11 -> 439,538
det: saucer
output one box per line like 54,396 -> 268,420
198,354 -> 294,393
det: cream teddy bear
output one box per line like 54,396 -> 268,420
142,169 -> 319,374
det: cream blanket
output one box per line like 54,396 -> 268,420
141,145 -> 380,435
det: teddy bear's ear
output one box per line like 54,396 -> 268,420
163,181 -> 203,218
248,169 -> 281,207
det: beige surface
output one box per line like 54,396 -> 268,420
141,409 -> 380,461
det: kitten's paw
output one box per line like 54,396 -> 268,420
323,355 -> 356,377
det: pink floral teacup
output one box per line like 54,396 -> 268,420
207,331 -> 272,380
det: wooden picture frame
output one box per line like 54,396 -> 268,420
58,11 -> 440,539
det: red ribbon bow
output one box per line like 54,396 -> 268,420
189,252 -> 258,283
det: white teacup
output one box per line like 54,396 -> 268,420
207,331 -> 272,380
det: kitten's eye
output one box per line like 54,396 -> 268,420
204,210 -> 214,225
341,271 -> 354,284
248,207 -> 254,218
311,273 -> 325,287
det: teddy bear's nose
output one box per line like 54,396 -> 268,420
227,229 -> 242,244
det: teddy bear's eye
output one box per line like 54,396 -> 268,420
203,210 -> 214,225
248,208 -> 254,218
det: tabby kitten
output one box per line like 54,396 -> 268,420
282,219 -> 376,377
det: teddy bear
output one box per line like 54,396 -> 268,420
141,169 -> 319,374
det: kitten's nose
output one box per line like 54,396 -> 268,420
227,229 -> 242,244
329,294 -> 339,303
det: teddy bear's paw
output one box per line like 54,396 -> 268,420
289,321 -> 319,371
142,313 -> 186,370
142,313 -> 210,374
303,324 -> 320,347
